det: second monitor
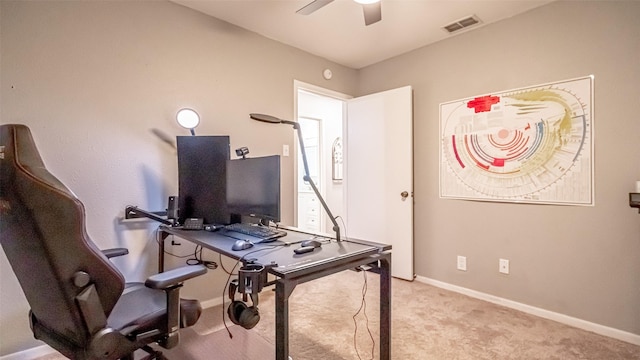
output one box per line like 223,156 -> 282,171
226,155 -> 281,225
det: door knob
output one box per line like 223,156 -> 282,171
400,191 -> 409,199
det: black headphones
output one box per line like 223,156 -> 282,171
227,279 -> 260,329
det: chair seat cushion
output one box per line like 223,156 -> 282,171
108,283 -> 202,336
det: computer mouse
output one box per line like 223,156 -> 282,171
232,240 -> 254,251
300,240 -> 322,248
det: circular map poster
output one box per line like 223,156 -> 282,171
440,76 -> 593,205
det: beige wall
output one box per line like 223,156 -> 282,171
0,0 -> 357,355
1,0 -> 639,357
358,0 -> 640,337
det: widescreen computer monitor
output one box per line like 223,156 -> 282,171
226,155 -> 281,224
177,136 -> 230,225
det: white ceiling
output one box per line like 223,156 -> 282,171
171,0 -> 553,69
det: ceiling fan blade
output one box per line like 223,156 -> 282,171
362,2 -> 382,26
296,0 -> 335,15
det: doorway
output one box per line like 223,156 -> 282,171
294,81 -> 414,281
294,82 -> 349,234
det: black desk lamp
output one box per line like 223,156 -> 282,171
249,113 -> 341,242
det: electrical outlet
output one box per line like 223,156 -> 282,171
499,258 -> 510,274
457,255 -> 467,271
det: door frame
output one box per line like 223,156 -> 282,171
293,80 -> 351,230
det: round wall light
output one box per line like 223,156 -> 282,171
176,108 -> 200,135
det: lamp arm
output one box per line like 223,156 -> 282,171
124,206 -> 174,226
249,113 -> 342,241
293,123 -> 311,177
294,125 -> 341,241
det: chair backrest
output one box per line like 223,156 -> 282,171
0,124 -> 124,346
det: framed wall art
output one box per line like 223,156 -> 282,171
440,76 -> 594,205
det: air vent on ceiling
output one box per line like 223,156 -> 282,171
443,15 -> 481,33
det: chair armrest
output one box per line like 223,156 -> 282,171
102,248 -> 129,258
145,265 -> 207,290
143,265 -> 207,349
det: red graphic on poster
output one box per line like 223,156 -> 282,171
467,95 -> 500,113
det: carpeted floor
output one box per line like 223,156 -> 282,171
34,269 -> 640,359
252,269 -> 640,359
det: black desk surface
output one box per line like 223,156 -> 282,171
160,226 -> 390,279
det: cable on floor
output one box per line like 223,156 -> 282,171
353,268 -> 375,360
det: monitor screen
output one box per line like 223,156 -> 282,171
177,136 -> 230,225
226,155 -> 281,223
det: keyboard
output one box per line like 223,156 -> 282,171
224,223 -> 287,242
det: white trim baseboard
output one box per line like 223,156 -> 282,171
0,344 -> 56,360
415,275 -> 640,346
200,296 -> 224,310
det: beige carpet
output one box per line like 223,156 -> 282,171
34,270 -> 640,359
253,270 -> 640,359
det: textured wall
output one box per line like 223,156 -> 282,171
0,0 -> 356,355
357,0 -> 640,337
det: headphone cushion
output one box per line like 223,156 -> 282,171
228,301 -> 247,326
227,301 -> 260,329
238,306 -> 260,329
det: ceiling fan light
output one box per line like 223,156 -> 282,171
354,0 -> 379,4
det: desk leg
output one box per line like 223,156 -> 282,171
379,254 -> 391,360
275,279 -> 297,360
158,230 -> 169,273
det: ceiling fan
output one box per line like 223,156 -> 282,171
296,0 -> 382,26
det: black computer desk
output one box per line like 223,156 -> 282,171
157,225 -> 392,360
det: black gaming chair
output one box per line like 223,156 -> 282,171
0,124 -> 207,359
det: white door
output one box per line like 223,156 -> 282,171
345,86 -> 414,281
